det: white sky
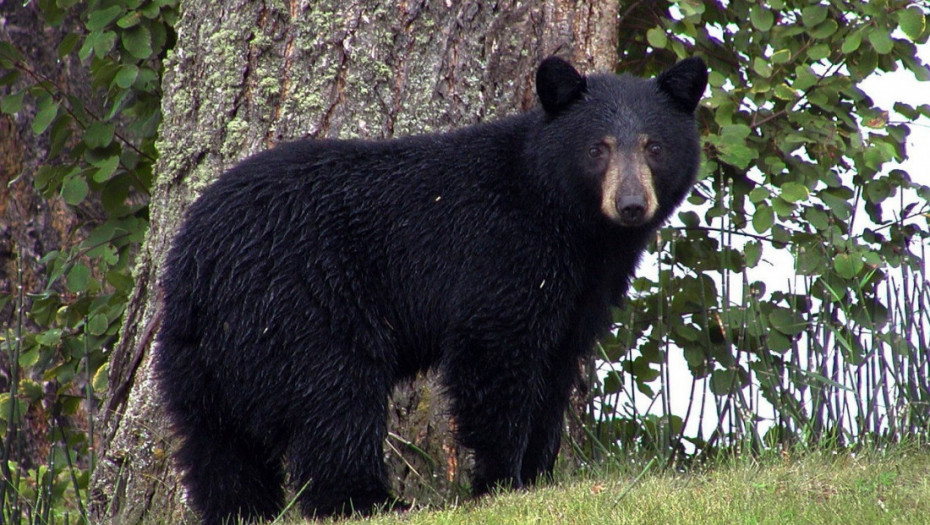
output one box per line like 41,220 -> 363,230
860,43 -> 930,188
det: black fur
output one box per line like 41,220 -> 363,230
155,57 -> 706,524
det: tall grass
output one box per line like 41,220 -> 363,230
1,254 -> 89,525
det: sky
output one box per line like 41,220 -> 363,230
860,43 -> 930,188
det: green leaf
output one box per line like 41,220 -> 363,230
867,27 -> 894,54
82,30 -> 118,60
768,308 -> 806,336
774,83 -> 797,100
682,347 -> 706,372
32,98 -> 59,135
0,41 -> 25,62
779,182 -> 809,203
93,362 -> 109,392
752,204 -> 774,234
821,197 -> 851,221
807,43 -> 831,61
721,124 -> 751,139
794,65 -> 817,90
122,25 -> 153,59
92,155 -> 120,183
841,29 -> 863,54
67,263 -> 91,293
801,4 -> 828,27
0,70 -> 19,86
771,49 -> 791,64
866,178 -> 892,204
810,19 -> 838,39
87,5 -> 123,31
749,187 -> 770,204
753,57 -> 772,78
61,175 -> 89,205
767,331 -> 792,353
19,348 -> 39,368
772,197 -> 794,218
87,313 -> 109,336
115,64 -> 139,88
117,11 -> 143,28
35,328 -> 63,346
804,206 -> 830,230
95,31 -> 118,59
646,27 -> 667,49
719,143 -> 756,170
744,241 -> 762,267
1,91 -> 24,114
897,6 -> 926,41
710,369 -> 744,395
58,33 -> 80,57
834,252 -> 864,279
84,121 -> 116,149
750,5 -> 774,32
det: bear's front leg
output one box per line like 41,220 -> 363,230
442,340 -> 543,496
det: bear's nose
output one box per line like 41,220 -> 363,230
617,195 -> 646,226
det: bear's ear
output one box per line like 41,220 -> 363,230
536,56 -> 587,115
655,57 -> 708,113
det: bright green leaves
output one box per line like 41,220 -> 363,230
66,262 -> 92,293
810,19 -> 838,40
0,3 -> 175,514
61,174 -> 90,205
708,123 -> 757,170
87,5 -> 124,31
897,6 -> 926,41
801,4 -> 828,27
608,1 -> 929,451
750,5 -> 774,32
867,27 -> 894,54
33,97 -> 60,134
779,182 -> 809,203
84,121 -> 115,148
753,204 -> 775,234
647,27 -> 668,49
834,251 -> 865,280
79,29 -> 117,60
842,29 -> 863,54
122,24 -> 153,59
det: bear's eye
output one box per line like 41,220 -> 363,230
646,142 -> 663,157
588,143 -> 609,159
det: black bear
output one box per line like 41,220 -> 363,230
155,56 -> 707,524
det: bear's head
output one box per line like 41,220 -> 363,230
533,56 -> 707,229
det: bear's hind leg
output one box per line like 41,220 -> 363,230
175,421 -> 285,525
286,375 -> 398,518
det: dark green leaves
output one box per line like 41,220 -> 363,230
609,0 -> 929,457
0,2 -> 175,517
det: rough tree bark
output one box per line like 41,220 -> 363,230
90,2 -> 618,523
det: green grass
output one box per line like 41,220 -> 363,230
279,446 -> 930,525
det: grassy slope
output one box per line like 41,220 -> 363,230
289,447 -> 930,525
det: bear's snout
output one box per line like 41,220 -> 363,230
617,195 -> 647,226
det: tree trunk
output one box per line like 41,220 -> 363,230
90,2 -> 618,523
